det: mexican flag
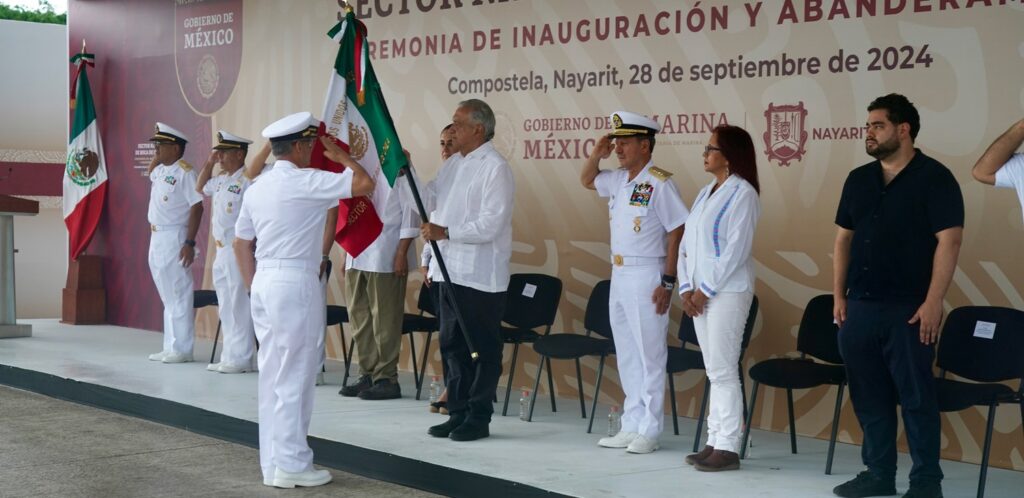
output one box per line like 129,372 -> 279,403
64,50 -> 108,261
311,8 -> 408,258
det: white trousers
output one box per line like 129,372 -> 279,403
692,290 -> 753,453
251,263 -> 325,479
212,245 -> 255,368
609,264 -> 668,439
148,229 -> 195,354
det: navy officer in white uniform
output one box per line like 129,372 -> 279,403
580,111 -> 689,454
195,131 -> 271,373
233,112 -> 374,488
146,122 -> 203,364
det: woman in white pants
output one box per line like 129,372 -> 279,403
677,124 -> 761,472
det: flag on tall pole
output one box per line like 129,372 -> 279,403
64,44 -> 108,261
310,6 -> 408,258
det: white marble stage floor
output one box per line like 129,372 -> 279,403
1,320 -> 1020,497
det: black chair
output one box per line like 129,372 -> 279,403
195,290 -> 222,363
667,295 -> 759,452
527,280 -> 614,433
321,260 -> 354,382
402,282 -> 439,400
741,294 -> 846,475
933,306 -> 1024,498
326,304 -> 352,381
500,273 -> 563,416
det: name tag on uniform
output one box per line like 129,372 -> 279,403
629,182 -> 653,207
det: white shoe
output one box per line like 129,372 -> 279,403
162,352 -> 194,363
598,431 -> 639,448
217,363 -> 250,374
626,435 -> 659,454
148,351 -> 168,361
272,468 -> 332,488
207,363 -> 221,372
262,467 -> 275,486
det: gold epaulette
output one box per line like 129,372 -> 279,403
649,166 -> 672,181
178,160 -> 193,172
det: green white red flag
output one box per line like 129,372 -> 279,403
311,8 -> 408,258
64,49 -> 108,260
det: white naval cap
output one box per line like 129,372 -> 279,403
261,112 -> 320,143
150,122 -> 189,144
213,130 -> 253,150
609,111 -> 660,137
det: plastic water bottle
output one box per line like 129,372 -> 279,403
428,376 -> 442,403
608,405 -> 622,436
519,389 -> 531,421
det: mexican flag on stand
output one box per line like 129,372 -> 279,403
311,8 -> 408,258
64,49 -> 108,260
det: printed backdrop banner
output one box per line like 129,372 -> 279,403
70,0 -> 1024,469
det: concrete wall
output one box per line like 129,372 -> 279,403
12,199 -> 66,319
1,20 -> 70,320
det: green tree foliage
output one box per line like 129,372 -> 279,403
0,1 -> 66,25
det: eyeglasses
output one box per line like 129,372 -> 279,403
703,145 -> 722,155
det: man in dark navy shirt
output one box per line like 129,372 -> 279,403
831,94 -> 963,498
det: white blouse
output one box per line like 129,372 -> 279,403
677,174 -> 760,298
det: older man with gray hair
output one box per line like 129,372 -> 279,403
421,99 -> 516,442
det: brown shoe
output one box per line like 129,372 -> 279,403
694,450 -> 740,472
685,445 -> 714,466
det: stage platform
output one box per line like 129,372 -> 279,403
1,320 -> 1019,497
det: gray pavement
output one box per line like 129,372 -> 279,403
0,386 -> 442,498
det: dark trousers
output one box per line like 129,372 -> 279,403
438,282 -> 505,422
838,299 -> 943,483
427,283 -> 448,385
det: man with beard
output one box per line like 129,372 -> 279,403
831,94 -> 963,498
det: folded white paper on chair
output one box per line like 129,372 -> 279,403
973,320 -> 996,339
522,283 -> 537,298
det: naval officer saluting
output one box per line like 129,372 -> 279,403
146,122 -> 203,364
195,131 -> 271,373
233,112 -> 374,488
581,111 -> 689,454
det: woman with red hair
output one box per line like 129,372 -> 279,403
677,124 -> 761,472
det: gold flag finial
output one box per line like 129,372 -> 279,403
337,0 -> 352,20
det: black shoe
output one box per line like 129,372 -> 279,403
449,419 -> 490,442
338,375 -> 372,397
902,481 -> 942,498
358,379 -> 401,400
834,471 -> 897,497
428,413 -> 466,438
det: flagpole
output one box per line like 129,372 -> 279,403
400,165 -> 480,361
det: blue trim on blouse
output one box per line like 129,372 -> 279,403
712,185 -> 741,258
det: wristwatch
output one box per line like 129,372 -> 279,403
184,239 -> 196,248
660,274 -> 676,291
